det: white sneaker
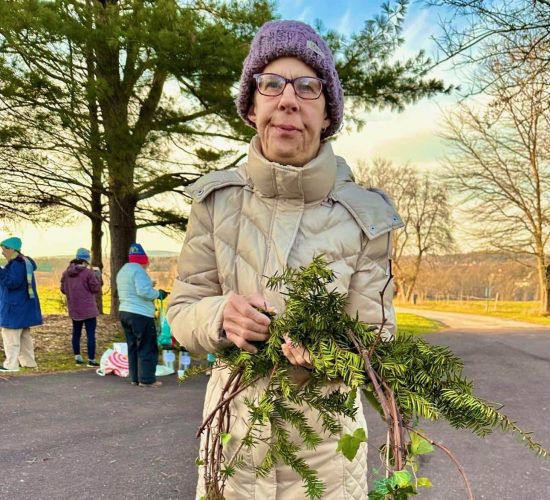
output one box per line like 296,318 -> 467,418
0,366 -> 20,372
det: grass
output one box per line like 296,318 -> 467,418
396,312 -> 444,336
0,315 -> 125,376
395,299 -> 550,326
40,287 -> 111,315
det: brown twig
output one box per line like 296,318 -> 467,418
368,259 -> 393,358
347,327 -> 406,473
406,426 -> 475,500
197,369 -> 256,437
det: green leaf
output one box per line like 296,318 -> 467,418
417,477 -> 433,488
220,432 -> 232,447
195,457 -> 205,466
390,469 -> 412,488
336,428 -> 367,461
410,432 -> 434,456
362,385 -> 384,417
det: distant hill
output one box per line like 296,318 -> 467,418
34,254 -> 178,289
399,252 -> 537,301
30,251 -> 539,300
147,250 -> 179,257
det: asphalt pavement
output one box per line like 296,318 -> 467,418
1,326 -> 550,500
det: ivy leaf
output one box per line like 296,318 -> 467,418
389,469 -> 412,488
345,387 -> 357,410
336,428 -> 367,461
417,477 -> 433,488
410,432 -> 434,456
362,385 -> 384,417
195,457 -> 205,466
220,432 -> 232,447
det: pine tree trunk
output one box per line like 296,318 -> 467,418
108,190 -> 137,315
90,214 -> 104,314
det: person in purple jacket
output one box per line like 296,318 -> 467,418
60,248 -> 102,367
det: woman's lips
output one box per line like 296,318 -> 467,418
274,124 -> 300,133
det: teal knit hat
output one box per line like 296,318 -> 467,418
0,237 -> 22,251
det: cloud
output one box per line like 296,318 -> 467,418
402,9 -> 432,52
337,8 -> 353,36
296,7 -> 313,22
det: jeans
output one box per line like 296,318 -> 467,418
72,317 -> 97,360
119,311 -> 158,384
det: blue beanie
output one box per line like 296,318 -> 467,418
129,243 -> 148,264
129,243 -> 146,256
76,247 -> 91,262
1,237 -> 22,252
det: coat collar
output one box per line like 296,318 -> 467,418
245,136 -> 337,203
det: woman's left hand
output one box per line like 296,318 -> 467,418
281,335 -> 313,369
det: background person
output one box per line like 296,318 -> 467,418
0,236 -> 42,372
116,243 -> 168,388
168,20 -> 403,499
60,247 -> 102,367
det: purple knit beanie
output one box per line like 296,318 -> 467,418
236,20 -> 344,140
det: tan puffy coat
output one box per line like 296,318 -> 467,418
168,137 -> 403,499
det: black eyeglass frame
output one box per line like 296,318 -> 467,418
252,73 -> 326,100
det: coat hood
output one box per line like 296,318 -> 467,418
67,263 -> 87,277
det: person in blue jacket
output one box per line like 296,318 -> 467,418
116,243 -> 168,388
0,236 -> 42,372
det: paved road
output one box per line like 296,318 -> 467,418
1,327 -> 550,500
397,307 -> 545,330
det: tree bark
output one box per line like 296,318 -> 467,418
540,263 -> 550,315
90,214 -> 104,313
108,187 -> 137,315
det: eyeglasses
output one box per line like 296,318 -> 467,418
253,73 -> 325,100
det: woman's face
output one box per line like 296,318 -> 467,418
1,246 -> 15,261
247,57 -> 330,168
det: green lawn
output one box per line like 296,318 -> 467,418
396,312 -> 444,336
395,300 -> 550,326
40,287 -> 111,315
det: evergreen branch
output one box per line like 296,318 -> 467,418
184,256 -> 549,499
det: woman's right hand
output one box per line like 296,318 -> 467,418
222,292 -> 274,353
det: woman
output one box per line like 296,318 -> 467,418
0,236 -> 42,372
60,247 -> 102,366
168,20 -> 403,498
116,243 -> 167,388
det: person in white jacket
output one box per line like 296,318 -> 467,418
116,243 -> 167,388
168,20 -> 403,499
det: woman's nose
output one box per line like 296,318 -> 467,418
277,82 -> 299,111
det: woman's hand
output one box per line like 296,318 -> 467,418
222,292 -> 274,354
281,335 -> 313,369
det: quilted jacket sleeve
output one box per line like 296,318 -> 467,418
167,198 -> 232,355
345,232 -> 396,339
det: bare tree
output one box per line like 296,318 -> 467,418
354,159 -> 454,300
441,39 -> 550,313
427,0 -> 550,95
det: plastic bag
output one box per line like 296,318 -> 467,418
96,348 -> 129,377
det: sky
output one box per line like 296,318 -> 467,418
3,0 -> 462,258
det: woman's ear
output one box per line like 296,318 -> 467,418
322,114 -> 331,132
247,103 -> 257,124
